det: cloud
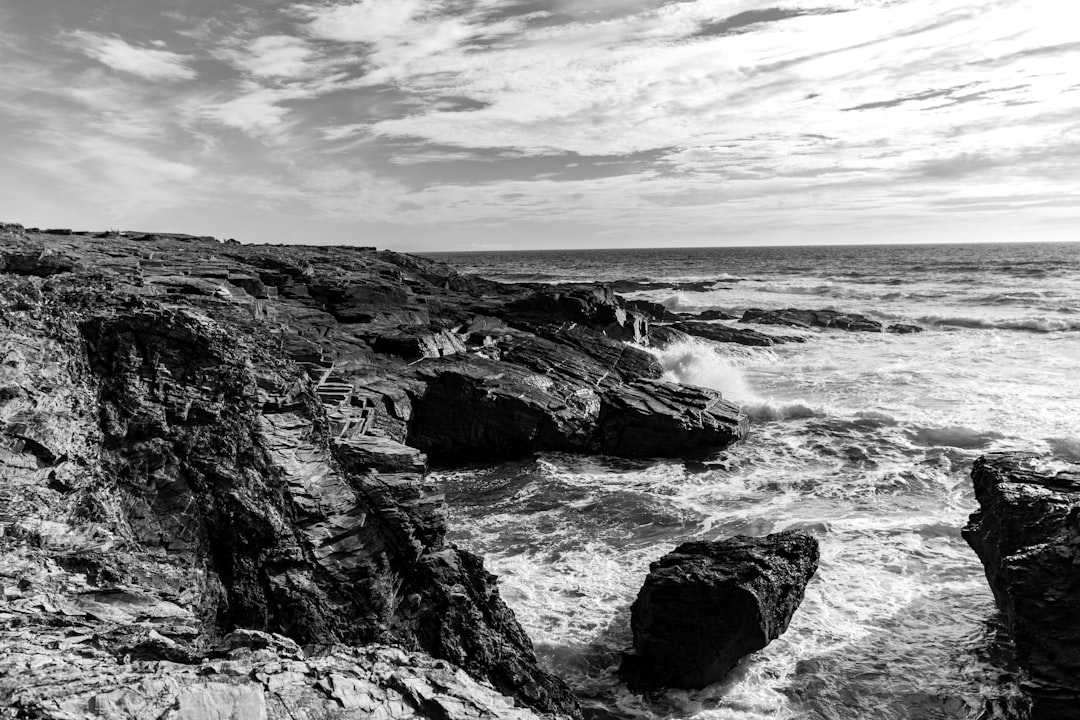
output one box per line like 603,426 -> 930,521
65,31 -> 196,81
232,35 -> 317,78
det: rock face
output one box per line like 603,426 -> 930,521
963,453 -> 1080,719
620,532 -> 819,690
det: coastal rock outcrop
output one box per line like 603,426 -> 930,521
741,308 -> 923,334
963,453 -> 1080,719
0,226 -> 751,718
620,532 -> 819,690
672,321 -> 806,347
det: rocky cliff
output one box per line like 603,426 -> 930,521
0,225 -> 747,718
963,452 -> 1080,720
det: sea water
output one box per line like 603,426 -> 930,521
426,243 -> 1080,719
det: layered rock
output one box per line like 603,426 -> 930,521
0,226 -> 751,719
963,453 -> 1080,719
672,321 -> 806,347
620,532 -> 819,690
2,629 -> 552,720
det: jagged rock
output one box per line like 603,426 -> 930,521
0,227 -> 762,718
886,323 -> 924,334
505,285 -> 648,343
673,321 -> 805,347
647,324 -> 693,348
620,532 -> 819,689
683,309 -> 737,321
741,308 -> 883,332
368,325 -> 467,360
406,357 -> 744,463
963,453 -> 1080,719
625,299 -> 680,322
597,379 -> 746,458
1,641 -> 557,720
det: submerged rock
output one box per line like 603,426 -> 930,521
620,531 -> 819,690
963,453 -> 1080,719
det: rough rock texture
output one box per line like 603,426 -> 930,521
2,628 -> 550,720
963,453 -> 1080,719
742,308 -> 923,334
0,227 -> 753,719
620,532 -> 819,690
672,321 -> 806,347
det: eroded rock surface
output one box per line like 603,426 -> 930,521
0,228 -> 754,719
620,532 -> 819,690
963,453 -> 1080,719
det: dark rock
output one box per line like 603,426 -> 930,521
686,309 -> 738,321
620,532 -> 819,690
963,453 -> 1080,719
368,325 -> 467,360
742,308 -> 884,332
886,323 -> 924,334
648,324 -> 694,348
505,285 -> 648,343
597,379 -> 747,458
407,358 -> 744,463
674,321 -> 805,347
625,299 -> 680,323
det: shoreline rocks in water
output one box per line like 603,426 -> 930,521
0,226 -> 758,719
620,531 -> 820,690
741,308 -> 923,334
963,453 -> 1080,720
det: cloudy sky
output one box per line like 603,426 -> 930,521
1,0 -> 1078,250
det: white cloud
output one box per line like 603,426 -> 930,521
200,84 -> 296,133
234,35 -> 316,78
66,31 -> 196,82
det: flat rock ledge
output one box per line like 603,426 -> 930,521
2,630 -> 553,720
963,452 -> 1080,720
620,531 -> 819,690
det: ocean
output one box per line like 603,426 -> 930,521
425,242 -> 1080,720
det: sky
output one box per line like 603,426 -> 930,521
1,0 -> 1079,251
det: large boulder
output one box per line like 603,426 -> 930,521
963,453 -> 1080,719
620,532 -> 819,689
406,357 -> 746,463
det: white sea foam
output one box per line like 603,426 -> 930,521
652,339 -> 754,399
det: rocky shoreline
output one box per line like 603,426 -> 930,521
0,225 -> 753,719
0,224 -> 1072,719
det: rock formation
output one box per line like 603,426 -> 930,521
0,226 -> 750,718
620,531 -> 819,690
741,308 -> 923,334
671,321 -> 806,347
963,453 -> 1080,719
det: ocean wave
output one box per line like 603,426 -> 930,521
742,399 -> 822,421
907,425 -> 1005,449
660,292 -> 698,310
918,314 -> 1080,332
651,339 -> 753,398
